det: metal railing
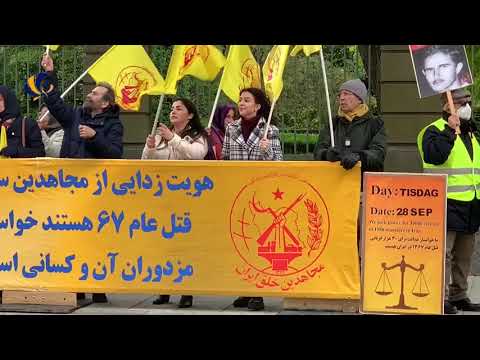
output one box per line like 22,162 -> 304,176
0,45 -> 86,119
1,45 -> 372,157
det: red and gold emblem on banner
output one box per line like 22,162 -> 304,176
115,66 -> 158,110
230,174 -> 330,291
180,46 -> 210,75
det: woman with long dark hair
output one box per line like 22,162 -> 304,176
142,98 -> 208,308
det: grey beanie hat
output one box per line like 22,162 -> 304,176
339,79 -> 368,103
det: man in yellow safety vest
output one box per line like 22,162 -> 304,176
418,88 -> 480,314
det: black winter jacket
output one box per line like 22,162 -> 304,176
314,112 -> 386,174
422,113 -> 480,233
0,85 -> 45,158
42,90 -> 124,159
1,116 -> 45,158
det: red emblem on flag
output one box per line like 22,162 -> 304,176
115,66 -> 158,110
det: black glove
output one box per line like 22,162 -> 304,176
340,151 -> 360,170
0,145 -> 19,158
325,147 -> 341,162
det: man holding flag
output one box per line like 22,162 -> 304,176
41,53 -> 124,303
41,53 -> 124,160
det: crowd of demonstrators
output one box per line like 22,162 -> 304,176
4,47 -> 478,316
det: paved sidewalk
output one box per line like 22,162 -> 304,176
2,276 -> 480,315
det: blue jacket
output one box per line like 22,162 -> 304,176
43,90 -> 124,159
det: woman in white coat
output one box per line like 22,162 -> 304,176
142,98 -> 208,309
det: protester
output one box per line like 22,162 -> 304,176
142,97 -> 208,308
37,104 -> 64,158
209,104 -> 236,159
0,85 -> 45,158
222,87 -> 283,310
41,53 -> 124,303
418,88 -> 480,314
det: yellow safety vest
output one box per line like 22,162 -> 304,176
417,118 -> 480,201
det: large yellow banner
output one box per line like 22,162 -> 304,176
0,159 -> 360,299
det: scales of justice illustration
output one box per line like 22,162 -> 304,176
375,255 -> 430,310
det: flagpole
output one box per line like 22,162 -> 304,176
263,99 -> 276,140
207,85 -> 222,129
38,65 -> 92,122
39,46 -> 117,123
446,90 -> 461,135
151,94 -> 165,136
319,46 -> 335,147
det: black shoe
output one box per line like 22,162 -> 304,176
248,297 -> 265,311
233,297 -> 251,308
92,293 -> 108,303
450,298 -> 480,312
153,295 -> 170,305
76,293 -> 86,301
178,295 -> 193,308
444,301 -> 458,315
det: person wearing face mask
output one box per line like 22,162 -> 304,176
418,88 -> 480,315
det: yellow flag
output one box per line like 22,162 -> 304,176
290,45 -> 321,57
164,45 -> 226,94
262,45 -> 290,102
44,45 -> 60,51
219,45 -> 261,103
0,126 -> 7,159
87,45 -> 165,111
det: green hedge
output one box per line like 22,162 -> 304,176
280,132 -> 318,154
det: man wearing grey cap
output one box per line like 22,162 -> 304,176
417,88 -> 480,314
314,79 -> 386,174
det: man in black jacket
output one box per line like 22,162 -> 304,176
418,88 -> 480,314
0,85 -> 45,158
40,54 -> 123,159
41,54 -> 124,303
314,79 -> 386,264
314,79 -> 386,174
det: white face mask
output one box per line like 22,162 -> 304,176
457,103 -> 472,120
